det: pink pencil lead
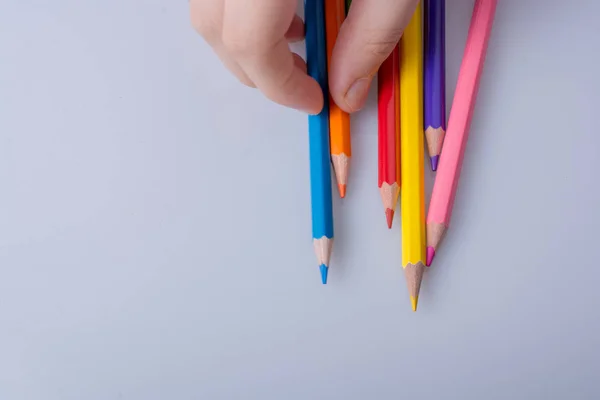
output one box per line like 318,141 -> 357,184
426,246 -> 436,266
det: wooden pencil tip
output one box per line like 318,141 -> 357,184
385,208 -> 394,229
331,153 -> 350,197
313,237 -> 333,272
404,262 -> 425,310
411,296 -> 418,312
425,127 -> 446,159
379,183 -> 400,225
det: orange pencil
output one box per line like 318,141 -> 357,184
325,0 -> 351,198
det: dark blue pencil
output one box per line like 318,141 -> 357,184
305,0 -> 334,284
424,0 -> 446,171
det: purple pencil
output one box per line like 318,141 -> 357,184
424,0 -> 446,171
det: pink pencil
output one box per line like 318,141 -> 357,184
426,0 -> 497,266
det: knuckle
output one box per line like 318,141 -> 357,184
222,26 -> 274,56
241,79 -> 256,88
190,3 -> 220,43
234,71 -> 256,88
222,30 -> 274,57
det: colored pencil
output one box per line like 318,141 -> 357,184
426,0 -> 497,266
325,0 -> 351,198
399,3 -> 426,312
305,0 -> 334,284
377,45 -> 401,229
424,0 -> 446,171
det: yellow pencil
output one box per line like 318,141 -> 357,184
400,3 -> 426,312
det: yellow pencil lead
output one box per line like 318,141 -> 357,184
410,296 -> 418,312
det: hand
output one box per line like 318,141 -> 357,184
191,0 -> 419,114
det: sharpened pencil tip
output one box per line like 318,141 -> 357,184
426,246 -> 435,266
385,208 -> 394,229
430,155 -> 439,171
320,264 -> 328,284
411,296 -> 418,312
338,184 -> 346,198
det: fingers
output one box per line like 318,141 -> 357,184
330,0 -> 419,112
192,0 -> 320,113
191,0 -> 254,86
221,0 -> 322,113
236,39 -> 323,114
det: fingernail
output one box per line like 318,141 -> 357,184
345,78 -> 371,111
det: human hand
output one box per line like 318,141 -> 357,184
190,0 -> 419,114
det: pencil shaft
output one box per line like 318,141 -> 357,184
427,0 -> 497,228
305,0 -> 334,271
400,3 -> 426,310
424,0 -> 446,164
424,0 -> 446,131
377,45 -> 401,226
325,0 -> 351,195
378,46 -> 401,188
400,4 -> 426,266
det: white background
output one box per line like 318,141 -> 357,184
1,1 -> 599,399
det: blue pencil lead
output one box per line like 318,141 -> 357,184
320,264 -> 329,285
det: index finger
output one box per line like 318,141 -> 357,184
237,39 -> 324,114
222,0 -> 323,114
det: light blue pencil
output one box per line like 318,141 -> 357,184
305,0 -> 334,284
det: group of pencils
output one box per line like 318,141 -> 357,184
304,0 -> 497,311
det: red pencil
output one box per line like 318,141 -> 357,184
378,45 -> 401,229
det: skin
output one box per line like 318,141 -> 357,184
191,0 -> 419,115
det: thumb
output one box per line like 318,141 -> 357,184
329,0 -> 419,113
